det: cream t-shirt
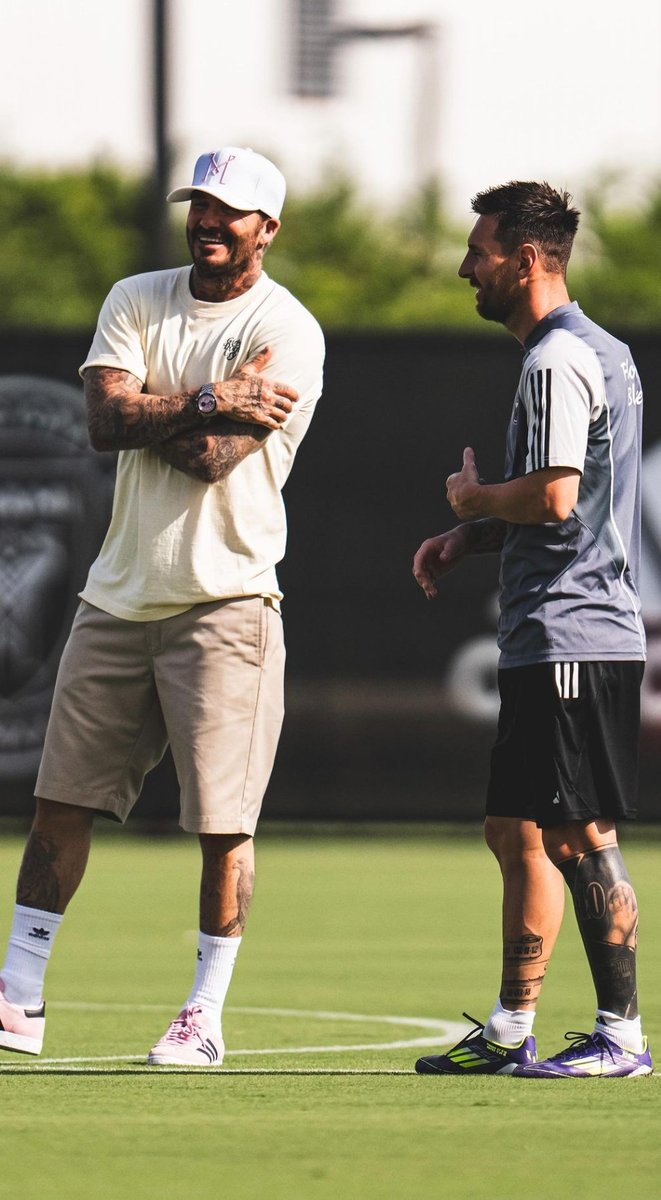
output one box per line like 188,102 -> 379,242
79,268 -> 325,620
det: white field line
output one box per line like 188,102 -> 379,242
0,1006 -> 469,1070
0,1066 -> 418,1075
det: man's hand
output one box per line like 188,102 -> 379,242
607,882 -> 639,948
215,346 -> 299,430
412,526 -> 472,599
446,447 -> 483,520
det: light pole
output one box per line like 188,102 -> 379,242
151,0 -> 172,269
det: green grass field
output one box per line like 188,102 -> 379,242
1,822 -> 660,1200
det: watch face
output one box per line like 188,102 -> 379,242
198,391 -> 216,414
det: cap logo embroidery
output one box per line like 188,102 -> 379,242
203,153 -> 236,186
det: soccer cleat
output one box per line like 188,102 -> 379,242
415,1013 -> 537,1075
148,1004 -> 224,1067
0,977 -> 45,1055
512,1028 -> 653,1078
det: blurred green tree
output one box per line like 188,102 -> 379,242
1,163 -> 660,332
0,163 -> 151,328
568,175 -> 661,328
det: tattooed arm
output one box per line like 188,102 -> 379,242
84,348 -> 299,452
154,419 -> 270,483
412,519 -> 506,600
85,367 -> 201,450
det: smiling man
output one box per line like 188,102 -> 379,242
413,181 -> 651,1078
0,147 -> 325,1067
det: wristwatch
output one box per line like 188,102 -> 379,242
196,383 -> 217,415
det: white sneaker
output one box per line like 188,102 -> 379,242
148,1005 -> 224,1066
0,977 -> 45,1055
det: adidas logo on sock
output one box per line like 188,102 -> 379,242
28,928 -> 51,941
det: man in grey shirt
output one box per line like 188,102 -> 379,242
413,181 -> 650,1078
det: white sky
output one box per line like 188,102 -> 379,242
3,0 -> 661,216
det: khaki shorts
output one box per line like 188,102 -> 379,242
36,598 -> 285,834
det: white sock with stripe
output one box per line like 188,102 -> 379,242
186,933 -> 242,1030
1,904 -> 63,1007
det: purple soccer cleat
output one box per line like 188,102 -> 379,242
415,1013 -> 537,1075
512,1027 -> 653,1078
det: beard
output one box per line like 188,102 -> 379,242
187,224 -> 262,291
475,278 -> 519,325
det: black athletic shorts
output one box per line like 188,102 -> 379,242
486,661 -> 644,828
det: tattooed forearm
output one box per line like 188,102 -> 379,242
154,420 -> 269,482
84,358 -> 295,454
17,832 -> 62,912
85,367 -> 200,451
464,518 -> 507,555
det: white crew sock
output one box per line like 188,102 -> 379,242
483,998 -> 536,1047
595,1009 -> 644,1054
1,904 -> 64,1007
186,933 -> 242,1029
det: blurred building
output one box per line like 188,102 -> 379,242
4,1 -> 661,217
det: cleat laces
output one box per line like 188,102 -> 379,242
557,1030 -> 616,1063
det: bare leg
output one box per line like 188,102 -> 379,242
17,798 -> 94,914
485,816 -> 565,1010
199,833 -> 255,937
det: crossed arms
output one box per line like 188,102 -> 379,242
83,348 -> 298,483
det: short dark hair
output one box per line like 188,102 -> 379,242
471,181 -> 580,274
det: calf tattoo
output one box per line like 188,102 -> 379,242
16,832 -> 61,912
558,846 -> 639,1018
501,933 -> 549,1006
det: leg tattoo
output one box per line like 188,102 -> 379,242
558,846 -> 638,1018
16,832 -> 62,912
200,855 -> 255,937
501,934 -> 550,1007
217,856 -> 254,937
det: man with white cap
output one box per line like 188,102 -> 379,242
0,147 -> 325,1066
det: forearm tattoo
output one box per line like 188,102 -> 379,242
465,518 -> 507,555
154,420 -> 268,482
16,832 -> 61,912
85,367 -> 199,451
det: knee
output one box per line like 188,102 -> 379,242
484,816 -> 545,868
199,832 -> 253,867
33,797 -> 94,837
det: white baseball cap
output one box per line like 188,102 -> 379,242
167,147 -> 286,218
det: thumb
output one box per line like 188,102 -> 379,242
244,345 -> 273,374
463,446 -> 479,475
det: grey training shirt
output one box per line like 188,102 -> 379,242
498,302 -> 646,667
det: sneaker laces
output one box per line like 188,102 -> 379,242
560,1030 -> 617,1063
162,1006 -> 205,1044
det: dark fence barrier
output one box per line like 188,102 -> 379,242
1,328 -> 660,821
